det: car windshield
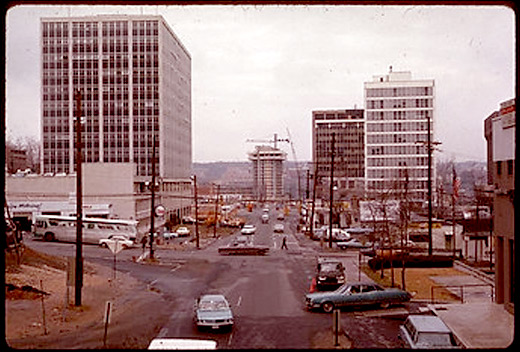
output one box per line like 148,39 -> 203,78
320,263 -> 340,272
417,332 -> 454,346
199,300 -> 228,311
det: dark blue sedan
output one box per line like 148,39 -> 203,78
306,282 -> 411,313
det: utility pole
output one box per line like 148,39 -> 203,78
427,113 -> 433,256
309,164 -> 319,238
213,184 -> 220,238
74,89 -> 83,306
149,135 -> 157,259
329,132 -> 335,249
193,175 -> 199,249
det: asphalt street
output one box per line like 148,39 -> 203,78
26,206 -> 415,349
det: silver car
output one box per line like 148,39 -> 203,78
194,294 -> 234,331
399,315 -> 461,349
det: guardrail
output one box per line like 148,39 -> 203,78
430,283 -> 494,304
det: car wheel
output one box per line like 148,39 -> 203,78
44,232 -> 55,242
321,301 -> 334,313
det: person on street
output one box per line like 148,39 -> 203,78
281,235 -> 288,250
141,236 -> 148,254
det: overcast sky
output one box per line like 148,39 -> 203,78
5,4 -> 515,163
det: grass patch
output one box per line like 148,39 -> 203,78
362,264 -> 462,302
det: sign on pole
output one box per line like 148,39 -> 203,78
155,205 -> 166,218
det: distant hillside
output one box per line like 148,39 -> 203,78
193,160 -> 487,199
193,162 -> 251,185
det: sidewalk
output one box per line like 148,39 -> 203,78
430,302 -> 514,348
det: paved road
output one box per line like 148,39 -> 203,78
26,206 -> 414,349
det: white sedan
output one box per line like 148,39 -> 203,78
273,223 -> 284,233
176,226 -> 191,237
241,224 -> 256,235
99,235 -> 134,249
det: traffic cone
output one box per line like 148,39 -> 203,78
309,277 -> 317,293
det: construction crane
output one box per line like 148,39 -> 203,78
245,133 -> 289,149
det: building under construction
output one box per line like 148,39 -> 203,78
248,145 -> 287,201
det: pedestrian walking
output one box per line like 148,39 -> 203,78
281,235 -> 288,250
141,236 -> 148,254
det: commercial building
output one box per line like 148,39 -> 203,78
364,69 -> 435,202
30,15 -> 193,233
312,109 -> 365,197
40,15 -> 191,179
248,146 -> 287,201
484,98 -> 515,313
6,163 -> 193,236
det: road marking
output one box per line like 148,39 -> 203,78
228,332 -> 233,346
237,295 -> 242,307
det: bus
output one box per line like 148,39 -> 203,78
33,215 -> 138,245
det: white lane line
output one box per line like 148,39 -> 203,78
237,295 -> 242,307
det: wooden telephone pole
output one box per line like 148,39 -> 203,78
74,89 -> 83,306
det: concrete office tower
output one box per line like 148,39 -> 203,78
248,146 -> 287,201
312,109 -> 365,196
40,15 -> 191,178
364,69 -> 435,202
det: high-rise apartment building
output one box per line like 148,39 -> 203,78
364,70 -> 435,201
40,15 -> 191,178
312,109 -> 365,195
248,146 -> 287,201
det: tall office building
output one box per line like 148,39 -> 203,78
40,15 -> 191,178
364,70 -> 435,201
312,109 -> 365,196
248,146 -> 287,201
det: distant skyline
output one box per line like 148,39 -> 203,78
5,4 -> 515,163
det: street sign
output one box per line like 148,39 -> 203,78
155,205 -> 166,217
104,239 -> 125,254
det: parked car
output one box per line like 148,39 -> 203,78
313,227 -> 351,242
261,213 -> 269,223
182,216 -> 196,224
241,224 -> 256,235
176,226 -> 190,237
99,234 -> 134,249
305,282 -> 411,313
277,213 -> 285,220
194,294 -> 234,331
399,315 -> 462,349
163,231 -> 178,240
230,235 -> 251,247
316,258 -> 346,290
336,238 -> 369,250
273,223 -> 284,233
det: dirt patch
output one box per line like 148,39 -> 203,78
5,246 -> 170,349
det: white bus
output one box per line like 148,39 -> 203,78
33,215 -> 138,245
